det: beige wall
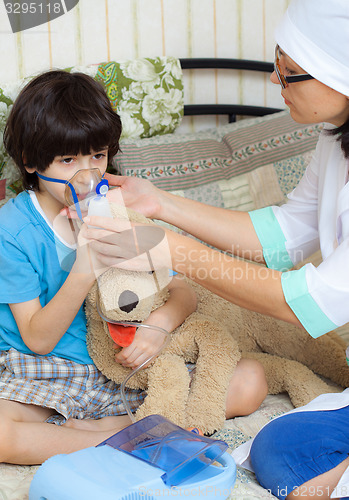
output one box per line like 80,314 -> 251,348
0,0 -> 289,132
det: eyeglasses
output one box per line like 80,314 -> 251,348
274,45 -> 314,89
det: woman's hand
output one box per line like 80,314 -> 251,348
105,174 -> 164,219
58,174 -> 164,220
82,215 -> 173,272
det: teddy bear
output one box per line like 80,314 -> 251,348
85,204 -> 349,434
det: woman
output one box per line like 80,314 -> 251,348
84,0 -> 349,496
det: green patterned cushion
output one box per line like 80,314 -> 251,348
0,87 -> 24,206
273,149 -> 314,196
96,57 -> 183,139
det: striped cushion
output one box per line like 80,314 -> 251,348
112,111 -> 322,194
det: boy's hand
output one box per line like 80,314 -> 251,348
59,207 -> 85,219
114,314 -> 168,369
72,222 -> 109,278
113,275 -> 196,370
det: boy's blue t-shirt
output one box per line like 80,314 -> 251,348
0,191 -> 93,364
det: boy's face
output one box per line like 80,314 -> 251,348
25,149 -> 108,216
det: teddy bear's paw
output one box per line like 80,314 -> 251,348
243,351 -> 341,408
185,382 -> 227,434
287,380 -> 341,408
133,354 -> 191,427
185,412 -> 225,436
329,364 -> 349,389
135,405 -> 186,428
276,331 -> 349,389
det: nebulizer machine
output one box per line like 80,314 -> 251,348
29,168 -> 237,500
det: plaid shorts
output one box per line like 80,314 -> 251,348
0,349 -> 146,425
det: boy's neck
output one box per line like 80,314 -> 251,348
34,190 -> 79,245
35,189 -> 65,223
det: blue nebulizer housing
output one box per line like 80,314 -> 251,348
29,415 -> 236,500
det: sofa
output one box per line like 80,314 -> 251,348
0,56 -> 347,499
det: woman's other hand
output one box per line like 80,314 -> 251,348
82,215 -> 173,272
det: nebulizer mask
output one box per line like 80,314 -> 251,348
37,167 -> 111,220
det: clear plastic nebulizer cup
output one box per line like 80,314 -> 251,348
64,168 -> 112,220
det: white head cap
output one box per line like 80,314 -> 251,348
275,0 -> 349,96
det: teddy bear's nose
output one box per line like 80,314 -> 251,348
118,290 -> 139,313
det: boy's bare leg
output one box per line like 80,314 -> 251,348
64,415 -> 132,431
0,399 -> 131,465
69,360 -> 269,430
225,359 -> 268,418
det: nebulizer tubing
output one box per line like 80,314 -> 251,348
36,172 -> 85,220
96,295 -> 171,422
37,168 -> 170,420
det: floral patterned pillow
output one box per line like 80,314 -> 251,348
0,87 -> 23,205
96,57 -> 184,139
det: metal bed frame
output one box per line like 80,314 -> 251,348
179,58 -> 282,123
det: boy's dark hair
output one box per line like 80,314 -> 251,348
4,70 -> 122,191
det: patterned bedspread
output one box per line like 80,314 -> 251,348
215,394 -> 294,499
0,393 -> 295,500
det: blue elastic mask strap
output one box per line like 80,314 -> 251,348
36,172 -> 83,221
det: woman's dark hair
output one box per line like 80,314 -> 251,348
4,70 -> 122,191
328,119 -> 349,158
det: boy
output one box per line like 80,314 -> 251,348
0,70 -> 198,464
